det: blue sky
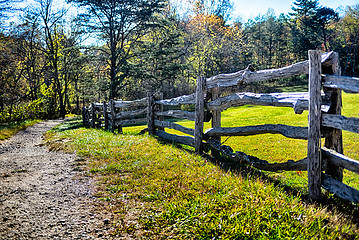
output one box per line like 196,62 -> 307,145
233,0 -> 359,21
10,0 -> 359,26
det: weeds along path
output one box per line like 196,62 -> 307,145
0,120 -> 113,239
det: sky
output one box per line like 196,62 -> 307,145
233,0 -> 359,21
6,0 -> 359,29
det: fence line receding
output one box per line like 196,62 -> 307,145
82,50 -> 359,203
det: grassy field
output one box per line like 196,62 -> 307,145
0,119 -> 42,141
45,93 -> 359,239
126,92 -> 359,190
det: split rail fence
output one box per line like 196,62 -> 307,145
82,97 -> 148,133
82,50 -> 359,202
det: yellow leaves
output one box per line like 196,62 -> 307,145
185,10 -> 242,75
40,82 -> 56,97
342,6 -> 359,34
335,5 -> 359,46
189,13 -> 228,37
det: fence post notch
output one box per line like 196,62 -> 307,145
308,50 -> 323,200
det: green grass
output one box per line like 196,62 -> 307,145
0,119 -> 42,141
93,91 -> 358,194
160,92 -> 359,191
46,91 -> 359,239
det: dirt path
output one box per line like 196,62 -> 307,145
0,120 -> 113,239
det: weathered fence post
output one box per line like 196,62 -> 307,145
147,92 -> 155,135
103,101 -> 108,130
156,92 -> 164,131
82,106 -> 87,127
157,92 -> 164,121
308,50 -> 323,200
110,100 -> 115,133
323,52 -> 344,181
194,76 -> 206,154
91,102 -> 95,128
117,112 -> 123,134
211,87 -> 221,156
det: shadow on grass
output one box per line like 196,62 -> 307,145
155,136 -> 359,227
52,117 -> 84,132
209,152 -> 359,226
57,118 -> 359,227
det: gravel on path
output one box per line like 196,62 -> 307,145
0,120 -> 114,239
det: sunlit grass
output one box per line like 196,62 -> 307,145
45,92 -> 359,239
121,93 -> 358,191
0,119 -> 42,141
163,93 -> 359,191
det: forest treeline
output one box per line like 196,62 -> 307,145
0,0 -> 358,123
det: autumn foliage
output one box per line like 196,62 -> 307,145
0,0 -> 359,123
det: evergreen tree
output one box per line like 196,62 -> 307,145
334,5 -> 359,76
120,15 -> 188,99
68,0 -> 166,100
290,0 -> 320,59
142,17 -> 187,98
316,7 -> 338,51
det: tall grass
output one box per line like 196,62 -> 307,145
46,91 -> 359,239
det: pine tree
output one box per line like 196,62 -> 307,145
67,0 -> 166,100
316,7 -> 338,51
290,0 -> 320,59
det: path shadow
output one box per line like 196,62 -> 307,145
51,117 -> 84,132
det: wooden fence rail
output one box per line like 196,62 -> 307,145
82,50 -> 359,203
82,98 -> 148,133
147,87 -> 200,152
